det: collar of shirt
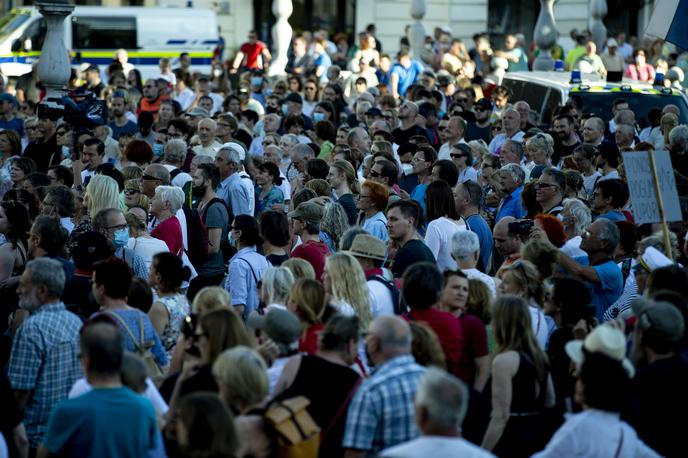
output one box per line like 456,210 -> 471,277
220,173 -> 239,189
32,300 -> 67,315
371,354 -> 417,376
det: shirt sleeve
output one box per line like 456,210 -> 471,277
342,387 -> 376,451
466,317 -> 489,358
7,324 -> 42,390
424,222 -> 441,260
593,262 -> 619,290
230,184 -> 251,216
43,401 -> 79,454
227,258 -> 249,306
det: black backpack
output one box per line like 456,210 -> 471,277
368,274 -> 406,315
183,207 -> 209,269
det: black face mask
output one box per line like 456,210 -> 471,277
192,184 -> 207,198
266,106 -> 279,114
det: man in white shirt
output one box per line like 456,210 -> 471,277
192,118 -> 222,158
161,139 -> 192,189
601,38 -> 625,73
488,108 -> 524,155
450,230 -> 496,297
41,185 -> 76,235
438,116 -> 468,160
381,368 -> 495,458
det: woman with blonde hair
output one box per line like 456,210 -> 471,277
213,346 -> 272,458
70,174 -> 120,245
123,179 -> 149,209
282,258 -> 316,281
322,252 -> 372,331
525,133 -> 553,172
319,201 -> 350,253
259,266 -> 294,312
481,295 -> 555,456
409,321 -> 447,369
192,286 -> 230,316
658,112 -> 678,150
288,278 -> 327,354
497,260 -> 551,350
327,159 -> 360,225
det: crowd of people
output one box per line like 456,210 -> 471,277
0,20 -> 687,458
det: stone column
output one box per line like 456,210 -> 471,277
532,0 -> 558,71
589,0 -> 608,50
268,0 -> 293,77
36,1 -> 74,102
409,0 -> 426,60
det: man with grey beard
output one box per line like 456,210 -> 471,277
7,258 -> 82,452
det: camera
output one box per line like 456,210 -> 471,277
508,219 -> 534,237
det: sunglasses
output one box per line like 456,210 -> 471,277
369,169 -> 382,178
140,174 -> 161,181
535,182 -> 557,190
125,189 -> 140,196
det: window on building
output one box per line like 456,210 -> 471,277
72,16 -> 136,50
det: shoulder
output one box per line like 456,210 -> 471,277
492,351 -> 520,372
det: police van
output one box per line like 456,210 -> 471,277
0,6 -> 219,79
501,71 -> 688,128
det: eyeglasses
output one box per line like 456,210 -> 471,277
357,194 -> 371,200
438,126 -> 447,131
455,98 -> 468,103
412,156 -> 426,163
369,169 -> 382,178
535,182 -> 557,190
491,125 -> 502,131
106,223 -> 128,231
474,107 -> 487,112
56,130 -> 69,136
125,189 -> 140,196
450,153 -> 468,159
305,86 -> 316,91
140,174 -> 161,181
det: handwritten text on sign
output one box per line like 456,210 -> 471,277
622,150 -> 682,225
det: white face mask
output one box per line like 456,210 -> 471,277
401,163 -> 413,176
213,68 -> 223,78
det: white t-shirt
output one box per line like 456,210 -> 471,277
530,304 -> 549,350
462,267 -> 497,298
582,171 -> 602,198
425,217 -> 467,272
69,377 -> 169,417
127,236 -> 170,272
382,436 -> 496,458
561,235 -> 586,258
367,278 -> 395,318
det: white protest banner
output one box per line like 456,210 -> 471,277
622,150 -> 682,225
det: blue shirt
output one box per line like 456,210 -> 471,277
410,183 -> 429,214
43,387 -> 158,458
342,355 -> 427,452
98,309 -> 168,367
466,213 -> 493,272
596,210 -> 627,222
495,185 -> 526,223
0,116 -> 24,137
362,211 -> 389,242
574,256 -> 623,321
315,53 -> 333,84
108,120 -> 138,140
390,60 -> 424,96
217,173 -> 252,217
226,246 -> 271,319
7,302 -> 83,447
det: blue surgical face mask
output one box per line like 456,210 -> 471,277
313,112 -> 326,122
153,143 -> 164,157
61,145 -> 71,159
113,228 -> 129,249
282,104 -> 289,115
250,77 -> 263,87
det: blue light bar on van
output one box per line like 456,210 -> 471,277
570,70 -> 582,84
554,60 -> 565,72
653,72 -> 665,88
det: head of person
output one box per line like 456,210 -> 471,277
546,277 -> 592,325
501,108 -> 521,135
401,262 -> 443,311
18,258 -> 66,311
535,167 -> 565,208
125,139 -> 154,166
197,308 -> 253,365
140,163 -> 170,198
582,117 -> 605,144
175,392 -> 239,458
81,137 -> 105,171
213,146 -> 242,178
425,179 -> 460,222
414,368 -> 470,435
412,145 -> 438,176
260,266 -> 294,307
369,159 -> 398,188
192,162 -> 221,200
92,257 -> 133,304
0,200 -> 30,249
288,202 -> 323,237
498,259 -> 543,303
357,180 -> 389,215
149,251 -> 191,293
493,216 -> 520,257
386,199 -> 423,243
150,185 -> 185,219
615,123 -> 635,149
287,278 -> 326,325
79,321 -> 123,379
591,178 -> 628,213
40,185 -> 73,219
451,229 -> 480,267
191,286 -> 230,316
231,215 -> 262,248
213,346 -> 268,412
500,140 -> 524,165
581,218 -> 620,257
439,269 -> 470,314
498,163 -> 525,194
10,157 -> 37,185
259,211 -> 290,249
319,315 -> 360,366
365,315 -> 413,367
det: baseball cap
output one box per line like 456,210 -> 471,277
187,107 -> 210,118
474,98 -> 493,111
632,298 -> 685,344
0,93 -> 17,107
606,38 -> 619,48
285,92 -> 303,104
437,71 -> 455,87
287,202 -> 324,224
247,308 -> 301,352
565,324 -> 635,377
366,107 -> 383,117
345,234 -> 386,261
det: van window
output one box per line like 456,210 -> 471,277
20,18 -> 47,52
72,16 -> 136,49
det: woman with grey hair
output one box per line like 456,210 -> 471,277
150,186 -> 185,256
560,198 -> 592,258
319,202 -> 350,253
259,267 -> 295,312
163,139 -> 192,187
525,133 -> 553,176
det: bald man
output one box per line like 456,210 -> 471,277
488,108 -> 525,155
343,315 -> 427,457
493,216 -> 522,273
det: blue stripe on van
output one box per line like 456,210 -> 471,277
166,40 -> 187,45
0,55 -> 213,65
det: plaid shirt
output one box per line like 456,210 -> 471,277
7,302 -> 83,447
342,354 -> 427,452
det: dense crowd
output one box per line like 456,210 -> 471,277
0,21 -> 687,458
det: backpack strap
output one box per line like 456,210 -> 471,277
106,311 -> 144,352
321,378 -> 361,440
236,256 -> 259,284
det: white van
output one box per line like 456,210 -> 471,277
0,6 -> 219,79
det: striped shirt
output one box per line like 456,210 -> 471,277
342,355 -> 426,452
8,302 -> 83,447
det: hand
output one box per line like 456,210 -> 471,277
257,337 -> 280,363
72,159 -> 84,175
180,360 -> 202,382
397,189 -> 410,199
229,67 -> 238,75
573,318 -> 596,340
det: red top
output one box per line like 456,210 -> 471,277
457,314 -> 489,384
405,307 -> 464,379
240,41 -> 267,69
151,216 -> 183,256
299,322 -> 324,355
291,240 -> 330,280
